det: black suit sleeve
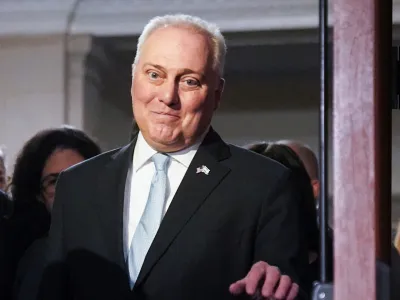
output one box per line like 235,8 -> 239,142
254,170 -> 310,297
37,173 -> 69,300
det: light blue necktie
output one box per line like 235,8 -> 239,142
128,153 -> 170,288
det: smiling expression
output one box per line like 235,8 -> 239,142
131,26 -> 224,152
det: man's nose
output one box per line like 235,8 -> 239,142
159,81 -> 179,105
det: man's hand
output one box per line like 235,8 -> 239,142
229,261 -> 299,299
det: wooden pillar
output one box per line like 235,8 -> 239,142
333,0 -> 392,298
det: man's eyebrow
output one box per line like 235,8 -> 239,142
143,63 -> 205,78
180,68 -> 205,78
176,68 -> 207,81
143,63 -> 167,73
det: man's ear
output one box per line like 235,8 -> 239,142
214,78 -> 225,110
311,179 -> 320,200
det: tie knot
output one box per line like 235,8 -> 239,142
152,153 -> 169,171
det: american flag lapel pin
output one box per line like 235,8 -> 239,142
196,165 -> 210,175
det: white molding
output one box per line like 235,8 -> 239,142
1,0 -> 400,37
110,29 -> 322,53
0,1 -> 75,36
71,0 -> 321,35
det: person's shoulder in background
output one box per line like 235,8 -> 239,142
0,190 -> 13,300
391,245 -> 400,300
14,237 -> 48,300
0,190 -> 12,219
375,245 -> 400,300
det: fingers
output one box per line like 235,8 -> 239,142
245,262 -> 268,294
260,265 -> 280,297
286,283 -> 299,300
229,261 -> 299,300
271,275 -> 292,299
229,279 -> 246,295
229,262 -> 267,296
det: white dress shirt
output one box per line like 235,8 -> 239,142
124,132 -> 202,257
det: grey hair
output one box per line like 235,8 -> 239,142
132,14 -> 227,76
0,147 -> 5,167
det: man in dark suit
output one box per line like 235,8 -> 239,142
39,14 -> 309,300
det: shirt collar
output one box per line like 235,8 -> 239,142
168,138 -> 202,168
132,133 -> 157,172
132,130 -> 207,171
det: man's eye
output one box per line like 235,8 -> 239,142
148,72 -> 159,80
185,79 -> 200,86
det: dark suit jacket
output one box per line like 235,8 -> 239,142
39,129 -> 310,300
14,237 -> 48,300
0,193 -> 49,300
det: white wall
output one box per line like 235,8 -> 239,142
0,34 -> 132,172
0,35 -> 65,170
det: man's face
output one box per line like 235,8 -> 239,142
132,26 -> 224,152
0,161 -> 5,191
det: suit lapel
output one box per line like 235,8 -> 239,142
135,129 -> 231,286
94,138 -> 137,270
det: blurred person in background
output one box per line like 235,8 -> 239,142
0,147 -> 7,192
395,221 -> 400,252
0,189 -> 12,300
276,140 -> 319,200
274,140 -> 396,298
276,140 -> 334,281
0,126 -> 101,300
393,221 -> 400,299
0,189 -> 12,219
0,147 -> 12,217
0,149 -> 12,299
245,142 -> 321,288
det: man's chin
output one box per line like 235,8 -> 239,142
146,133 -> 184,152
153,136 -> 178,146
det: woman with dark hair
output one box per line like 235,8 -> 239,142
245,142 -> 322,288
1,125 -> 101,300
11,125 -> 101,213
